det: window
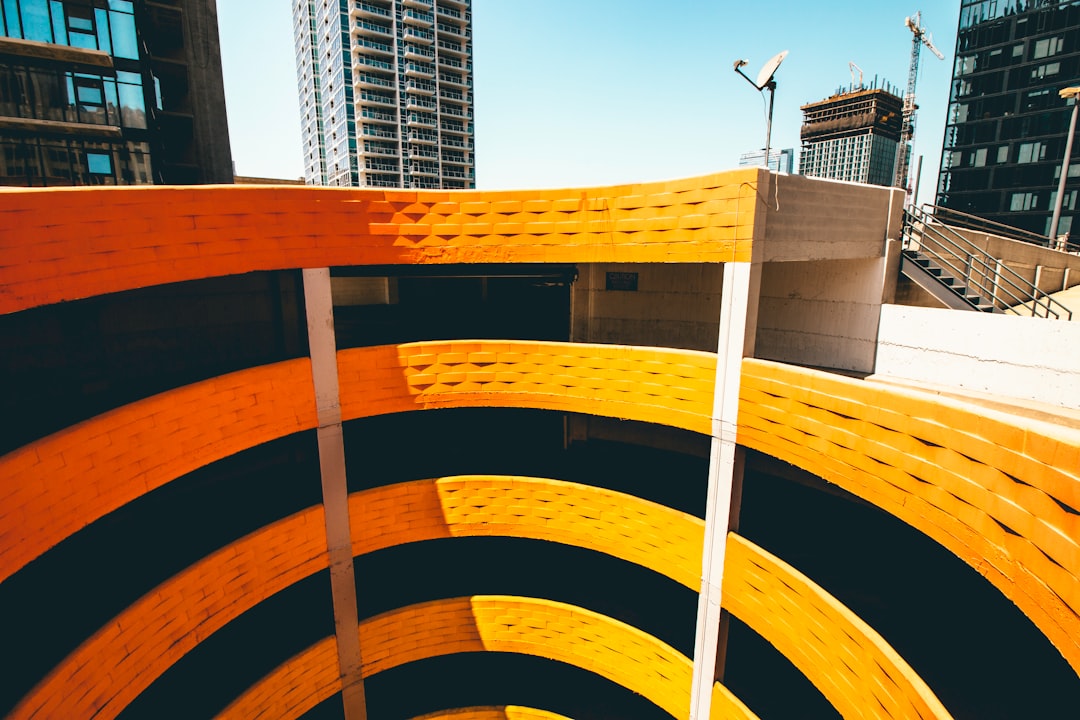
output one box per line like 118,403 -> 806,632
62,4 -> 98,49
108,2 -> 138,59
1031,62 -> 1061,80
1009,192 -> 1038,211
86,151 -> 112,174
997,146 -> 1009,164
1033,37 -> 1063,60
1049,190 -> 1077,212
1017,142 -> 1045,163
73,76 -> 105,110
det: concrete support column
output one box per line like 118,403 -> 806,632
689,260 -> 760,719
302,268 -> 367,720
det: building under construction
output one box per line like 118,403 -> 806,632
799,85 -> 903,187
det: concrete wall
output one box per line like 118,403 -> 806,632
875,304 -> 1080,410
949,226 -> 1080,294
760,174 -> 904,262
754,252 -> 895,374
570,263 -> 724,352
180,0 -> 234,183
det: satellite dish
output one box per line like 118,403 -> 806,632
755,50 -> 789,89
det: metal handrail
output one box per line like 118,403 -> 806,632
902,205 -> 1072,320
923,204 -> 1055,248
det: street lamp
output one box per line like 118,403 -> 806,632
1049,85 -> 1080,243
733,50 -> 789,169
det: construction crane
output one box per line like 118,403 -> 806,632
849,61 -> 864,89
894,11 -> 945,195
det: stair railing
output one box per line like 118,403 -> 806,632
923,204 -> 1056,249
902,205 -> 1072,320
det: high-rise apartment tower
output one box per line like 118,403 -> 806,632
293,0 -> 474,189
799,85 -> 903,187
0,0 -> 233,186
937,0 -> 1080,237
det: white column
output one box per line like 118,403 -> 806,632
689,260 -> 758,719
302,268 -> 368,720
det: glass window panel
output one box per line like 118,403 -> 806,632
4,0 -> 23,38
87,152 -> 112,174
103,77 -> 117,115
107,0 -> 133,11
117,80 -> 145,128
67,8 -> 92,31
49,1 -> 66,45
20,0 -> 52,42
95,8 -> 110,53
76,84 -> 102,105
40,140 -> 73,183
109,9 -> 137,59
68,28 -> 95,49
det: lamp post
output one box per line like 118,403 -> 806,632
1049,85 -> 1080,242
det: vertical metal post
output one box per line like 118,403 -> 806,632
1050,93 -> 1080,240
763,82 -> 775,169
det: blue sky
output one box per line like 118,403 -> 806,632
217,1 -> 959,204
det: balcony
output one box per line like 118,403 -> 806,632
441,135 -> 472,149
436,5 -> 461,19
361,125 -> 397,140
405,62 -> 435,78
358,90 -> 396,107
405,94 -> 436,110
440,120 -> 468,135
439,104 -> 467,118
354,37 -> 393,55
408,144 -> 439,158
435,22 -> 463,37
439,88 -> 464,101
364,159 -> 400,173
403,25 -> 434,43
411,164 -> 439,176
361,109 -> 397,124
362,141 -> 399,156
407,112 -> 437,128
352,19 -> 392,38
351,2 -> 391,20
438,71 -> 467,87
409,130 -> 438,144
354,55 -> 393,72
403,9 -> 434,24
436,39 -> 466,56
362,172 -> 400,187
406,79 -> 436,95
355,73 -> 395,90
404,44 -> 434,60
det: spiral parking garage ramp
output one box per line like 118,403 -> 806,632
1,168 -> 1078,719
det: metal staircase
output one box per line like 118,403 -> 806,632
900,205 -> 1072,320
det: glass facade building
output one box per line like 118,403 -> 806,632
738,148 -> 795,173
292,0 -> 474,189
0,0 -> 232,186
799,86 -> 904,187
938,0 -> 1080,237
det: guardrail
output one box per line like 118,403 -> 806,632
902,204 -> 1071,320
